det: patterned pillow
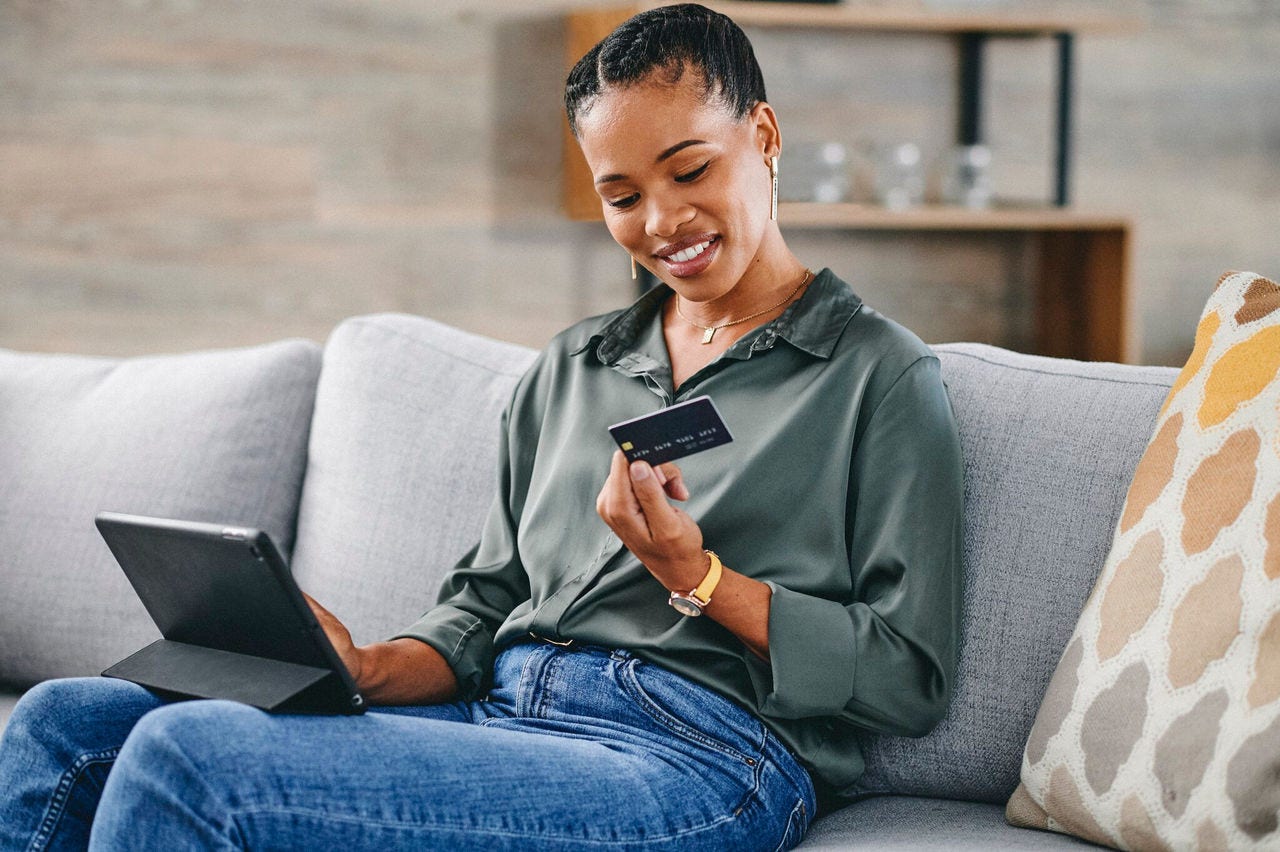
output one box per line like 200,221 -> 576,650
1005,271 -> 1280,849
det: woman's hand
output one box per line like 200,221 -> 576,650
303,592 -> 366,683
597,449 -> 774,660
303,592 -> 460,705
596,449 -> 709,593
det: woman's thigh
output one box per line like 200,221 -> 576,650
90,698 -> 690,850
89,645 -> 813,851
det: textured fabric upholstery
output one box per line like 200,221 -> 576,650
849,344 -> 1180,804
798,795 -> 1103,850
0,692 -> 19,731
0,341 -> 320,687
288,314 -> 537,647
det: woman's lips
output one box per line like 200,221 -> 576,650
656,236 -> 720,278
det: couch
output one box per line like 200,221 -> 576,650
0,311 -> 1181,849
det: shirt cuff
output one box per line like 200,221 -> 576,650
389,605 -> 494,701
757,582 -> 858,718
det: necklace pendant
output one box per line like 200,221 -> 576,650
702,327 -> 716,344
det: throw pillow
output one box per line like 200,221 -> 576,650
1006,270 -> 1280,849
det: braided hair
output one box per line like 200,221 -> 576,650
564,3 -> 767,138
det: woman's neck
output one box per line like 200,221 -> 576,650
674,240 -> 809,330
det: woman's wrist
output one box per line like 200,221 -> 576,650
655,550 -> 715,594
353,638 -> 459,706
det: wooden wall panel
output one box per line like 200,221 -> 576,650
0,1 -> 1276,364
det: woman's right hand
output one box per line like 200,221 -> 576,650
303,592 -> 365,685
302,592 -> 460,705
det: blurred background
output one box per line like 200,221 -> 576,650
2,0 -> 1277,365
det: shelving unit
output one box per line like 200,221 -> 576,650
561,3 -> 1140,362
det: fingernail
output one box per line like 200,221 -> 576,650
630,461 -> 650,481
655,467 -> 668,485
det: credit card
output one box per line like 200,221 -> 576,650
608,395 -> 733,467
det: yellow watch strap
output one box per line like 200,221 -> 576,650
691,550 -> 723,606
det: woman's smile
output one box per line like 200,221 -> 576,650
656,234 -> 721,277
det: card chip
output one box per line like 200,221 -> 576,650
621,441 -> 633,451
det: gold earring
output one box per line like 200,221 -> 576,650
770,156 -> 778,221
630,254 -> 637,280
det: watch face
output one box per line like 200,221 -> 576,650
669,593 -> 704,617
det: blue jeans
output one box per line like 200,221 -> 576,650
0,642 -> 815,851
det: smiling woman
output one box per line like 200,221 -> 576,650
566,11 -> 807,386
0,5 -> 964,851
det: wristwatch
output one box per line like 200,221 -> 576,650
668,550 -> 723,617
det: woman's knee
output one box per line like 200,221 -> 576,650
94,701 -> 259,849
116,699 -> 262,776
8,677 -> 155,740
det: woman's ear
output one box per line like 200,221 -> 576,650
750,101 -> 782,161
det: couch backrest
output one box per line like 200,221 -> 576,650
849,343 -> 1180,803
0,340 -> 321,688
4,313 -> 1179,801
288,314 -> 537,647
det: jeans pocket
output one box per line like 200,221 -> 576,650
619,660 -> 763,766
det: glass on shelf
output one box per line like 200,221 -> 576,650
779,141 -> 850,204
942,144 -> 993,209
875,142 -> 925,210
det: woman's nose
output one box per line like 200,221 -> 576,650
644,193 -> 694,238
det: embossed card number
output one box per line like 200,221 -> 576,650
608,396 -> 734,467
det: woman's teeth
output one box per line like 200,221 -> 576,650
669,240 -> 712,263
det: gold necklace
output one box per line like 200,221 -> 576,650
676,268 -> 813,344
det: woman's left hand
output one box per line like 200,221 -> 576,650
597,450 -> 710,593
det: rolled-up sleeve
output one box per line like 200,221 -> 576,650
750,356 -> 964,736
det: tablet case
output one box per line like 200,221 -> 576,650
96,513 -> 365,715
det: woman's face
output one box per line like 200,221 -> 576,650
574,73 -> 779,303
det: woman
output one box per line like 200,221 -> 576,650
0,5 -> 963,850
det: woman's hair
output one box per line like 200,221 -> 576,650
564,3 -> 767,138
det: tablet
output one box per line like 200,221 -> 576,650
96,512 -> 365,714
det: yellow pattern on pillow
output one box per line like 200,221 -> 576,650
1006,271 -> 1280,850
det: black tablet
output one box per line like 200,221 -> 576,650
96,512 -> 365,714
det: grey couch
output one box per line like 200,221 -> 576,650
0,311 -> 1180,849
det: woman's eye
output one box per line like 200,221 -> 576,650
675,162 -> 710,183
607,193 -> 640,209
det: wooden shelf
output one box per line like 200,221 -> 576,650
630,2 -> 1140,36
778,202 -> 1128,231
562,5 -> 1139,221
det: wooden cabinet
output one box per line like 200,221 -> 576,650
562,2 -> 1139,362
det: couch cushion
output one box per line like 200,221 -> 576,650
1006,272 -> 1280,849
846,344 -> 1180,804
0,690 -> 21,734
289,314 -> 537,647
800,796 -> 1103,850
0,340 -> 320,687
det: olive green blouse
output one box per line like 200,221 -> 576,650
393,268 -> 965,799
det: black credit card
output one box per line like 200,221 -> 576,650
608,396 -> 733,467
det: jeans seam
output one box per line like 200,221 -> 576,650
534,649 -> 565,720
28,746 -> 120,852
514,644 -> 543,717
230,803 -> 744,845
772,798 -> 807,852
